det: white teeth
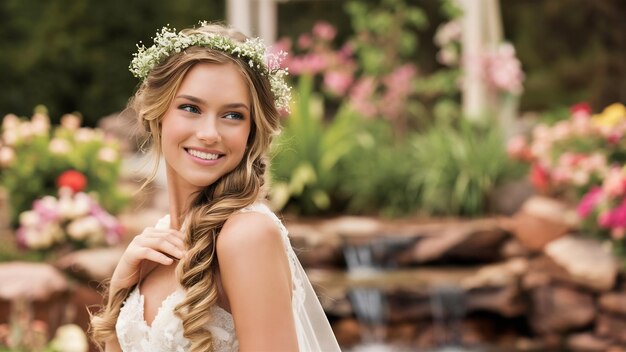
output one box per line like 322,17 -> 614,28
187,149 -> 219,160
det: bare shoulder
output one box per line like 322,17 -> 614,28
216,210 -> 284,257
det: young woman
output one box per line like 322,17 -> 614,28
90,23 -> 341,352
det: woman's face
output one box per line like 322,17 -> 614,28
161,62 -> 252,193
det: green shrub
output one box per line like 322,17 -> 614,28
409,118 -> 523,216
270,75 -> 363,215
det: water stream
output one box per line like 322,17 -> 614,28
342,236 -> 477,352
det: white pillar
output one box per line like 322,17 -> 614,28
484,0 -> 502,48
459,0 -> 486,121
227,0 -> 253,36
258,0 -> 277,44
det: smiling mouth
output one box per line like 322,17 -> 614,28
185,148 -> 223,161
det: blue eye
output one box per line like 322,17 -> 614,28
179,104 -> 200,114
224,112 -> 244,120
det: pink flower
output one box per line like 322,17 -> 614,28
288,54 -> 326,75
312,21 -> 336,41
324,71 -> 353,96
298,34 -> 313,49
2,113 -> 19,130
570,102 -> 592,117
552,120 -> 572,140
506,135 -> 528,159
60,114 -> 81,130
90,203 -> 124,245
532,124 -> 551,142
530,163 -> 550,193
33,197 -> 60,223
379,64 -> 417,119
577,186 -> 603,218
607,131 -> 622,145
598,199 -> 626,228
338,43 -> 354,62
483,43 -> 524,94
434,20 -> 462,47
603,167 -> 626,198
349,77 -> 378,118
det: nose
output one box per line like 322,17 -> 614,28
196,117 -> 221,144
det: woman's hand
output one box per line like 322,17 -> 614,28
109,227 -> 186,296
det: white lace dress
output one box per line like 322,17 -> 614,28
115,203 -> 341,352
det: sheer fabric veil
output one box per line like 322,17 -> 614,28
241,203 -> 341,351
292,254 -> 342,352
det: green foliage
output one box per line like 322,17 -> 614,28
339,121 -> 422,217
270,75 -> 362,215
341,117 -> 522,217
501,0 -> 624,111
0,0 -> 225,126
346,0 -> 428,75
409,118 -> 523,216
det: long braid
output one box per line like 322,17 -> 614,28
174,157 -> 266,351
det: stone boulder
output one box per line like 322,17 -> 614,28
596,313 -> 626,344
599,292 -> 626,316
56,247 -> 124,282
566,333 -> 612,352
395,218 -> 509,264
529,284 -> 596,333
0,262 -> 69,301
508,196 -> 578,251
545,235 -> 618,292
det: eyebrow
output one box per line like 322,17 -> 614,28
176,95 -> 249,111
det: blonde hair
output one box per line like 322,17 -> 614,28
90,24 -> 281,351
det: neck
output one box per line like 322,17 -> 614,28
165,164 -> 203,230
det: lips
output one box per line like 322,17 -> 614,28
184,148 -> 224,161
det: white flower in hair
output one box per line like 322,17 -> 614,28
130,22 -> 292,111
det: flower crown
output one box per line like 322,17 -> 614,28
130,22 -> 292,111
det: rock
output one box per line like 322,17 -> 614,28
488,178 -> 535,216
566,333 -> 612,352
386,322 -> 419,348
332,318 -> 361,348
0,262 -> 69,301
522,271 -> 552,290
285,221 -> 343,267
599,293 -> 626,315
398,218 -> 508,264
462,258 -> 528,289
545,236 -> 618,292
530,284 -> 595,333
466,285 -> 526,318
508,196 -> 578,251
500,238 -> 531,258
596,313 -> 626,343
56,247 -> 124,282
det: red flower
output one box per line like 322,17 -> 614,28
530,163 -> 550,193
57,170 -> 87,192
570,102 -> 592,116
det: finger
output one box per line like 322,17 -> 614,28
139,237 -> 185,259
141,228 -> 185,241
139,232 -> 186,252
141,248 -> 174,266
168,229 -> 187,242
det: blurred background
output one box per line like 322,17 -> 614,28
0,0 -> 625,351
